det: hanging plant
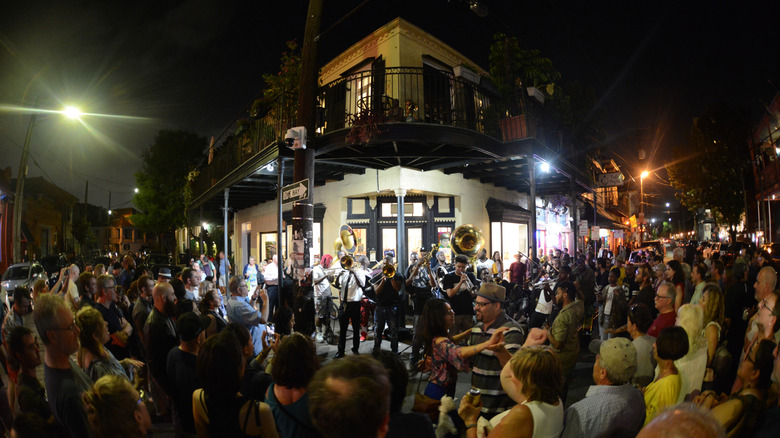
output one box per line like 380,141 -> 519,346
345,107 -> 388,144
548,194 -> 570,215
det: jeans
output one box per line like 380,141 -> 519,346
338,301 -> 362,354
266,285 -> 279,320
374,305 -> 398,353
599,310 -> 613,341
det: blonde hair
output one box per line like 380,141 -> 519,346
509,346 -> 562,404
701,284 -> 724,327
82,375 -> 142,438
676,304 -> 704,355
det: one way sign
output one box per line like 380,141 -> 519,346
282,179 -> 309,204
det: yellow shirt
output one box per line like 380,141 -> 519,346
643,373 -> 682,425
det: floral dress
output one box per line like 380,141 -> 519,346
425,337 -> 471,399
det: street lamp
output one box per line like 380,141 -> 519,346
12,102 -> 83,262
640,171 -> 649,246
666,202 -> 670,208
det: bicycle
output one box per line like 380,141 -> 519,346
320,294 -> 342,345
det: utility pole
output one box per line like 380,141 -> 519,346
291,0 -> 322,286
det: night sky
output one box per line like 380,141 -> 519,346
1,0 -> 777,210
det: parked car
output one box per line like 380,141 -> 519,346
761,243 -> 780,262
1,262 -> 48,305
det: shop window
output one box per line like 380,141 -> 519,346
491,222 -> 528,277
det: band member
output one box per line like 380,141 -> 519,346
406,250 -> 437,368
334,255 -> 368,359
372,260 -> 403,354
442,254 -> 479,337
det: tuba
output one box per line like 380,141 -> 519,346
333,225 -> 357,254
452,224 -> 484,261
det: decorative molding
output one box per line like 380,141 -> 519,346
426,195 -> 435,209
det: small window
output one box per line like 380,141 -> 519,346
381,202 -> 423,217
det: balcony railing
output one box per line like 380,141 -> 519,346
317,67 -> 499,136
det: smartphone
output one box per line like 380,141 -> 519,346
266,324 -> 275,342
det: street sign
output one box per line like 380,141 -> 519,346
597,172 -> 625,187
282,179 -> 309,204
591,226 -> 600,239
578,220 -> 588,236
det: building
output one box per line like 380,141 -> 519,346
749,92 -> 780,245
94,208 -> 152,254
186,18 -> 599,275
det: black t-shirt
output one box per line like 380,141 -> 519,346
167,347 -> 199,434
376,274 -> 404,307
387,411 -> 435,438
96,301 -> 130,360
442,272 -> 477,316
44,362 -> 92,438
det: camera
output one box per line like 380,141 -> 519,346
284,126 -> 307,150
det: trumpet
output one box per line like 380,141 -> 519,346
382,263 -> 396,278
419,244 -> 438,267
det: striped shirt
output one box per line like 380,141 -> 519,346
468,312 -> 525,416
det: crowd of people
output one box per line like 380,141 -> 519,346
0,241 -> 779,438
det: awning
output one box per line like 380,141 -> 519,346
485,197 -> 532,223
582,203 -> 628,230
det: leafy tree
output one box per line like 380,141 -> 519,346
72,217 -> 96,250
666,104 -> 750,241
132,130 -> 207,248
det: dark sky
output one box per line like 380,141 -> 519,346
1,0 -> 778,209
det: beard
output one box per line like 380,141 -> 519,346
164,300 -> 177,317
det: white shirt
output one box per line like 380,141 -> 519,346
604,285 -> 620,315
263,262 -> 278,286
312,265 -> 331,298
339,269 -> 366,302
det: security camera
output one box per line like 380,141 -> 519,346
284,126 -> 307,150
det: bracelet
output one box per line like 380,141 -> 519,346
466,424 -> 477,429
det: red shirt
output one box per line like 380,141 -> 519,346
509,261 -> 526,285
647,310 -> 677,338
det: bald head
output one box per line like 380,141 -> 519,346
672,248 -> 684,262
755,266 -> 777,301
638,404 -> 725,438
69,264 -> 80,280
152,282 -> 175,314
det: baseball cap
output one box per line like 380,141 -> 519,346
177,312 -> 210,342
476,282 -> 506,303
589,338 -> 637,384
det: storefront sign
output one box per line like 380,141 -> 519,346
597,172 -> 625,187
614,230 -> 624,239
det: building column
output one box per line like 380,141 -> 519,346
223,188 -> 230,297
395,188 -> 407,274
570,176 -> 578,255
529,160 -> 537,260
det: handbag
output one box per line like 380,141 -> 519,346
411,356 -> 440,422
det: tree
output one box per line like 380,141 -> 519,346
667,104 -> 751,241
132,130 -> 207,249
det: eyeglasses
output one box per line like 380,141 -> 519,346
759,299 -> 775,314
54,321 -> 78,332
654,294 -> 671,300
474,301 -> 496,308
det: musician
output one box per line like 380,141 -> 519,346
372,261 -> 403,354
433,250 -> 453,287
406,251 -> 438,368
312,254 -> 333,343
442,254 -> 479,337
334,255 -> 368,359
475,249 -> 495,278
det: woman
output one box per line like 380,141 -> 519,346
644,326 -> 689,425
696,339 -> 775,438
82,374 -> 151,438
492,251 -> 504,281
419,299 -> 506,399
459,345 -> 563,438
271,306 -> 295,337
216,251 -> 232,290
244,256 -> 262,290
665,260 -> 685,312
31,278 -> 49,302
193,332 -> 279,438
75,306 -> 143,382
626,303 -> 656,387
675,304 -> 708,402
199,288 -> 227,337
94,264 -> 107,277
265,333 -> 322,438
699,284 -> 725,390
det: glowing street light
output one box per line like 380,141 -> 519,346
666,202 -> 670,208
62,106 -> 83,120
640,170 -> 649,246
134,187 -> 139,193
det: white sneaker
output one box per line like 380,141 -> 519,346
316,333 -> 324,343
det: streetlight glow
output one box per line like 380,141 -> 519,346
666,202 -> 670,207
641,170 -> 649,179
134,187 -> 139,193
202,222 -> 208,229
62,106 -> 83,120
540,162 -> 550,173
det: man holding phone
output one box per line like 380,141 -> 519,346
226,276 -> 270,356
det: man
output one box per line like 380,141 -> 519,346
111,262 -> 123,283
475,248 -> 494,281
132,275 -> 155,357
95,274 -> 133,360
157,266 -> 172,284
508,252 -> 527,288
573,256 -> 596,307
561,338 -> 645,438
647,282 -> 678,337
181,267 -> 200,301
8,326 -> 52,420
406,251 -> 437,367
638,404 -> 726,438
373,260 -> 403,354
143,282 -> 179,395
313,254 -> 334,343
753,340 -> 780,437
442,254 -> 478,337
58,264 -> 80,312
215,250 -> 231,289
167,312 -> 207,437
613,255 -> 627,286
118,255 -> 135,291
690,263 -> 708,305
596,258 -> 610,289
711,260 -> 725,292
264,254 -> 280,317
335,257 -> 366,359
199,253 -> 214,279
468,282 -> 525,418
34,294 -> 92,438
309,355 -> 391,438
548,281 -> 584,382
732,289 -> 780,393
77,271 -> 97,309
2,287 -> 32,384
673,247 -> 693,300
226,276 -> 269,356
